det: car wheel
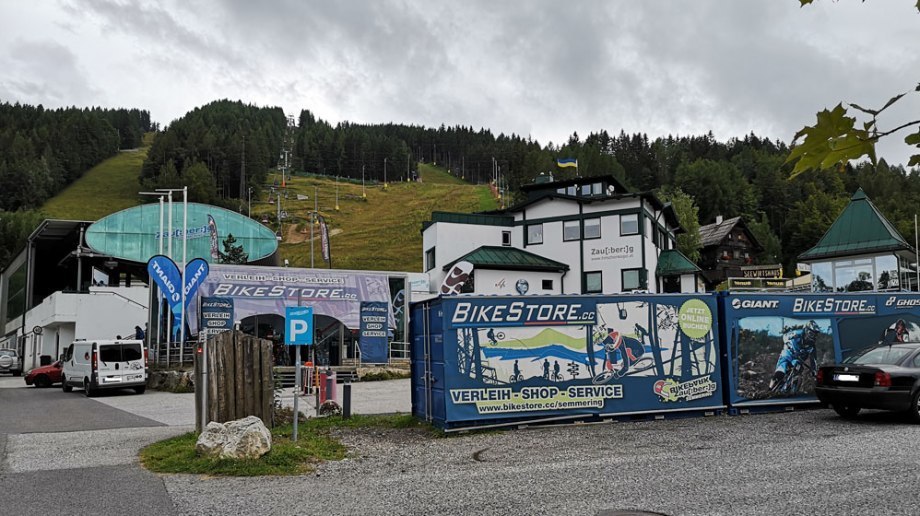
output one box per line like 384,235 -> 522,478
62,375 -> 73,392
910,391 -> 920,423
84,379 -> 96,398
134,386 -> 146,395
34,375 -> 50,388
833,404 -> 861,419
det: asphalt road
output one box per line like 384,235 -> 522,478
0,379 -> 178,516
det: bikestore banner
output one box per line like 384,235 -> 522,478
187,264 -> 394,334
360,301 -> 389,363
722,292 -> 920,406
434,294 -> 724,426
200,296 -> 234,332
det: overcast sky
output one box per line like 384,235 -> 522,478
1,0 -> 918,165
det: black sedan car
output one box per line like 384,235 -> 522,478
816,342 -> 920,420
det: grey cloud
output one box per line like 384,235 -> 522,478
0,39 -> 98,106
3,1 -> 919,164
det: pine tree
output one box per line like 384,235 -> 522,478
220,233 -> 248,264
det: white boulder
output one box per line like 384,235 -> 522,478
195,416 -> 272,459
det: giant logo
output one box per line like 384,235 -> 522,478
731,298 -> 780,310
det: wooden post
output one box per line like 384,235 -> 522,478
198,330 -> 274,428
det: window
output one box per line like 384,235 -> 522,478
622,268 -> 643,291
501,231 -> 512,247
620,213 -> 639,236
584,271 -> 603,294
658,229 -> 668,250
567,186 -> 577,196
557,187 -> 566,194
584,218 -> 601,239
581,184 -> 591,196
527,224 -> 543,245
425,247 -> 436,271
592,182 -> 603,195
542,279 -> 553,290
563,220 -> 580,241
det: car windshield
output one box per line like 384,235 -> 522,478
845,346 -> 914,365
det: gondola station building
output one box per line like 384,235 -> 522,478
422,174 -> 704,295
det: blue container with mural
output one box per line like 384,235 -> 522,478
720,292 -> 920,409
411,294 -> 725,430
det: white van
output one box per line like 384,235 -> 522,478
62,340 -> 147,396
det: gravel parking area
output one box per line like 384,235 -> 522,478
162,409 -> 920,516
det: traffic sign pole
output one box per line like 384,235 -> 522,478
294,344 -> 301,441
285,306 -> 313,442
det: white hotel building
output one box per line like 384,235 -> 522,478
422,174 -> 704,295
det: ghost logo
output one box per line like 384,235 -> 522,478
515,279 -> 529,295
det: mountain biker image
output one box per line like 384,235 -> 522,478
542,358 -> 550,380
881,319 -> 910,345
487,328 -> 497,346
553,360 -> 561,380
768,320 -> 819,392
598,325 -> 646,379
513,360 -> 521,380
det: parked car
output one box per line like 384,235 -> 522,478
62,340 -> 148,397
0,349 -> 22,376
24,360 -> 64,387
815,342 -> 920,420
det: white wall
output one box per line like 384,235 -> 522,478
423,222 -> 507,291
680,274 -> 698,293
426,194 -> 692,295
473,269 -> 564,295
19,286 -> 149,369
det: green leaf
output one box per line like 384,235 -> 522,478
906,132 -> 920,146
909,155 -> 920,167
787,104 -> 871,178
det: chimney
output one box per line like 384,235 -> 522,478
715,215 -> 723,225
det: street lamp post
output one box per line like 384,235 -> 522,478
362,165 -> 366,198
248,187 -> 253,218
139,191 -> 167,364
384,157 -> 388,189
157,188 -> 188,366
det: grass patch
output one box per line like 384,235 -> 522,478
41,137 -> 152,220
360,369 -> 412,381
418,162 -> 467,184
140,414 -> 424,476
265,171 -> 492,271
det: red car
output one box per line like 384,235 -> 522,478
24,361 -> 64,388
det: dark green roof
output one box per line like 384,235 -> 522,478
799,188 -> 914,261
443,246 -> 569,272
656,249 -> 702,276
422,211 -> 514,233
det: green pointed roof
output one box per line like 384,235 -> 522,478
655,249 -> 702,277
799,188 -> 914,261
443,246 -> 569,272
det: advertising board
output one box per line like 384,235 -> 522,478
414,294 -> 725,429
722,292 -> 920,406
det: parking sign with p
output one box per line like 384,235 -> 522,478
285,306 -> 314,346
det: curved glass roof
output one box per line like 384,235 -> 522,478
85,202 -> 278,264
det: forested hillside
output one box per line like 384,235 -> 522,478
140,99 -> 286,204
6,98 -> 920,276
0,102 -> 151,211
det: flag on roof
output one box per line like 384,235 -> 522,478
556,158 -> 577,168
